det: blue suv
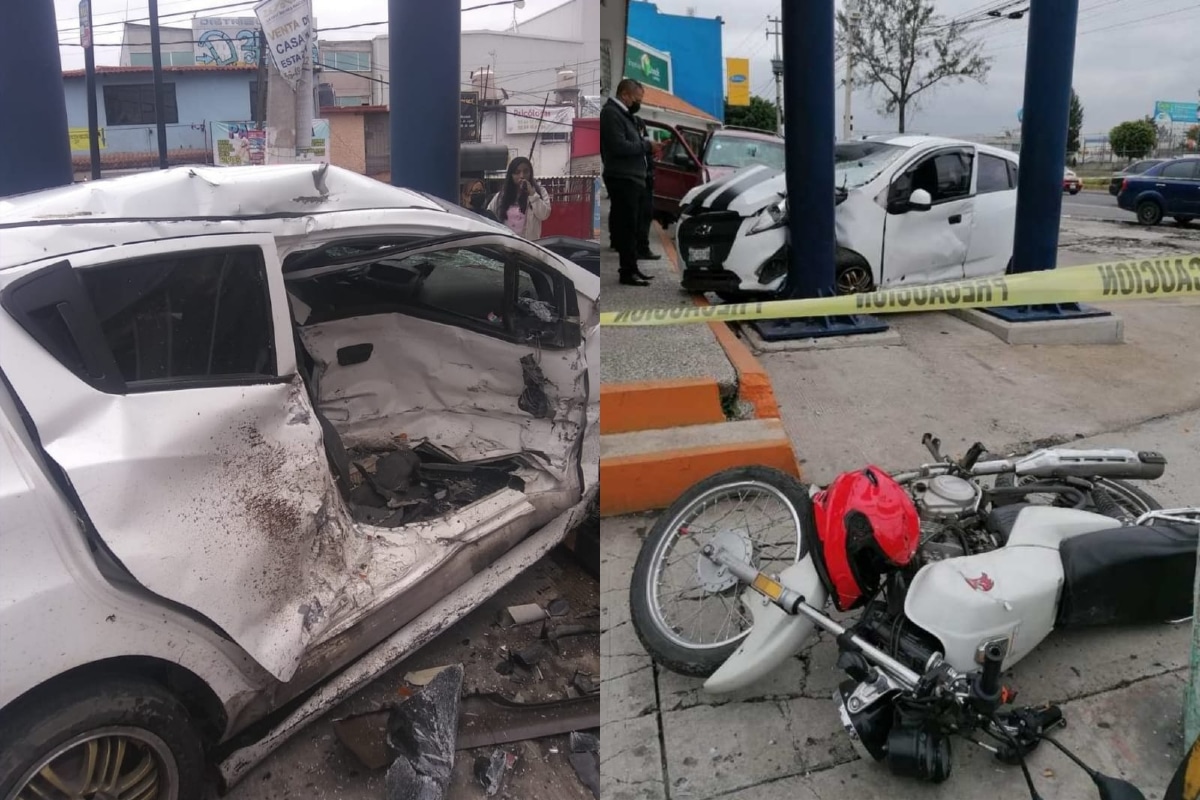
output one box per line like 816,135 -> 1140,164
1116,156 -> 1200,226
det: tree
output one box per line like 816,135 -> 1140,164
1185,124 -> 1199,146
1067,88 -> 1084,155
724,96 -> 778,133
1108,119 -> 1157,160
836,0 -> 991,133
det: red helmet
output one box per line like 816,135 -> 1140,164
812,466 -> 920,611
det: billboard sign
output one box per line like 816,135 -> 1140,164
726,57 -> 750,106
505,105 -> 575,135
212,120 -> 329,165
624,38 -> 671,93
254,0 -> 314,89
1154,100 -> 1200,125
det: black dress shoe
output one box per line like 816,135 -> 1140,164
635,270 -> 656,281
637,251 -> 662,260
619,275 -> 650,286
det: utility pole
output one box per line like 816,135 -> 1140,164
148,0 -> 169,169
842,0 -> 860,141
80,0 -> 102,179
767,17 -> 783,136
255,29 -> 268,128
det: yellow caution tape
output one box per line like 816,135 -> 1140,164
600,255 -> 1200,327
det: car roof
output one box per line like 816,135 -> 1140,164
712,127 -> 783,142
854,134 -> 1018,160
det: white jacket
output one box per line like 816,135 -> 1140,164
487,185 -> 552,240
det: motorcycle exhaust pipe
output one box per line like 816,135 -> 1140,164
702,544 -> 924,690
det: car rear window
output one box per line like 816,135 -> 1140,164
977,154 -> 1014,194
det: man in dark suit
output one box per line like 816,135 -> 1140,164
601,79 -> 654,286
633,114 -> 662,262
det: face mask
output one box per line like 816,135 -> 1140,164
629,101 -> 642,115
469,192 -> 485,209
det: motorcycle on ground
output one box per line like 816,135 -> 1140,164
629,435 -> 1199,798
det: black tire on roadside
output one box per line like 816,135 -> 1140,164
1174,216 -> 1194,226
0,677 -> 207,800
1136,200 -> 1164,226
835,250 -> 875,295
629,465 -> 813,678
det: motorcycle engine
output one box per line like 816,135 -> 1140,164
910,476 -> 990,564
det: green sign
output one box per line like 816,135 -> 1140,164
625,41 -> 671,92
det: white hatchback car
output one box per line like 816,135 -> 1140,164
675,135 -> 1021,300
0,165 -> 598,796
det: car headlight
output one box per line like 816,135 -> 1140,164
748,198 -> 788,235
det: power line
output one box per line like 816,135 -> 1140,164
981,1 -> 1200,56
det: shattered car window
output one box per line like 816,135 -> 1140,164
705,135 -> 786,171
835,142 -> 908,189
80,247 -> 276,384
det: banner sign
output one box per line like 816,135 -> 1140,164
600,256 -> 1200,327
68,127 -> 105,151
505,105 -> 575,135
266,118 -> 329,164
460,91 -> 481,142
624,39 -> 671,92
726,57 -> 750,106
79,0 -> 92,48
254,0 -> 313,89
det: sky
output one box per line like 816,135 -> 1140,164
654,0 -> 1200,138
54,0 -> 572,67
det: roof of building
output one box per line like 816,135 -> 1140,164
62,64 -> 258,78
640,86 -> 719,123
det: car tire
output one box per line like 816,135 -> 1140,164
1174,216 -> 1194,226
1136,200 -> 1164,226
0,677 -> 206,800
1068,188 -> 1080,195
835,251 -> 875,295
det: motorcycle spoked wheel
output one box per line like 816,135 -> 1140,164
629,466 -> 812,677
994,474 -> 1162,517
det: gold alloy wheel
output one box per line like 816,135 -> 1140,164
9,727 -> 177,800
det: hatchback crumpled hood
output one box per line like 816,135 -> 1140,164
681,165 -> 785,218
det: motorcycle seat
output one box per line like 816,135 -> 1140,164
1056,519 -> 1198,628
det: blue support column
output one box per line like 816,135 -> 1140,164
0,1 -> 73,196
389,0 -> 461,202
985,0 -> 1108,323
751,0 -> 887,342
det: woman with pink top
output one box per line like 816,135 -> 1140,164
487,157 -> 552,240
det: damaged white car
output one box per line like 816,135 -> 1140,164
676,135 -> 1021,301
0,164 -> 598,796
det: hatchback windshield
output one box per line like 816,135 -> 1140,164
704,135 -> 786,171
835,141 -> 909,189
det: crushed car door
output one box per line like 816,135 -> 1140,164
0,234 -> 346,683
281,232 -> 589,507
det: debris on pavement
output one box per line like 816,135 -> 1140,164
457,693 -> 601,750
541,620 -> 601,644
572,671 -> 598,696
383,665 -> 464,800
568,729 -> 600,799
499,603 -> 550,627
332,709 -> 392,770
473,749 -> 516,796
547,597 -> 571,617
512,644 -> 546,669
405,665 -> 453,686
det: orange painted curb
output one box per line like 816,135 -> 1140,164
658,228 -> 783,420
600,437 -> 801,516
600,378 -> 726,434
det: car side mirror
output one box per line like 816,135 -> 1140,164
908,189 -> 933,211
673,151 -> 695,168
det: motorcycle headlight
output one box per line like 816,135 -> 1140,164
749,198 -> 788,235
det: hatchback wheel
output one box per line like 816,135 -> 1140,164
835,253 -> 875,295
1136,200 -> 1164,226
0,679 -> 205,800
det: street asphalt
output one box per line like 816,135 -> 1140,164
1063,190 -> 1128,223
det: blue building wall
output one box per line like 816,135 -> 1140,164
63,69 -> 256,153
627,1 -> 724,121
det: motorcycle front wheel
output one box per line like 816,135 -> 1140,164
629,466 -> 812,677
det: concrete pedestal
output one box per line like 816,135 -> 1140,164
952,308 -> 1124,345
